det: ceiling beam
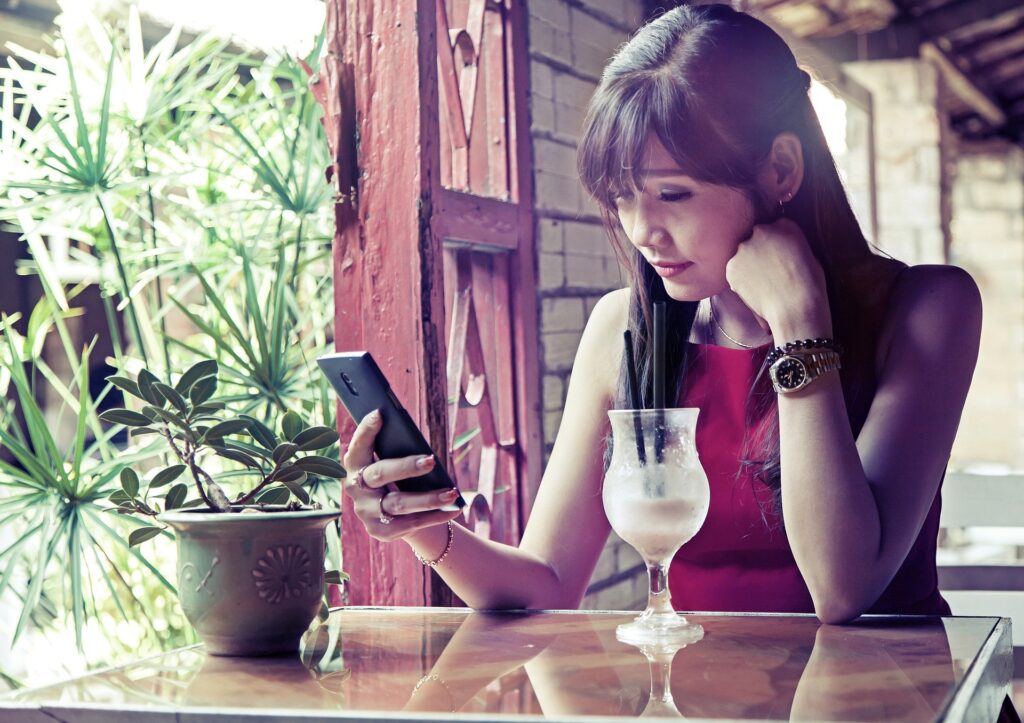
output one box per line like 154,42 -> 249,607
810,22 -> 921,62
921,42 -> 1006,126
910,0 -> 1024,42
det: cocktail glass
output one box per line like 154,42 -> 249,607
603,408 -> 709,646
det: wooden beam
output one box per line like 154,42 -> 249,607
911,0 -> 1024,42
921,42 -> 1006,126
810,22 -> 922,62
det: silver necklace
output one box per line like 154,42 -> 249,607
708,297 -> 769,349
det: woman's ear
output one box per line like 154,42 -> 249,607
758,132 -> 804,203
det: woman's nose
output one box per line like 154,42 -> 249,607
625,207 -> 671,251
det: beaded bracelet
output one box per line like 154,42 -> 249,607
415,521 -> 454,567
766,337 -> 843,366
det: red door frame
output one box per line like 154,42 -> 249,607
312,0 -> 540,606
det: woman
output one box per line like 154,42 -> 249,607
341,3 -> 981,623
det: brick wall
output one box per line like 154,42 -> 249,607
528,0 -> 647,610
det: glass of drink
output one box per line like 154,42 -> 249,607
603,408 -> 709,646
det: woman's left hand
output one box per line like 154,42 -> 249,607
724,217 -> 831,337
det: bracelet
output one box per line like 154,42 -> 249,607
766,337 -> 843,366
412,673 -> 456,711
414,521 -> 454,567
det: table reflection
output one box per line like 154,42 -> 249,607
5,608 -> 984,721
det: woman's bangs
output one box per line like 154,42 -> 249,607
579,82 -> 658,207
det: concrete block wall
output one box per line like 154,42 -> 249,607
528,0 -> 646,611
843,59 -> 950,265
843,58 -> 1024,471
947,142 -> 1024,471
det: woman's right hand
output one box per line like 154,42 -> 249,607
341,409 -> 462,541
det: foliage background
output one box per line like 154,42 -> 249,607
0,2 -> 337,688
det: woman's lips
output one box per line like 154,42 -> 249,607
651,261 -> 694,278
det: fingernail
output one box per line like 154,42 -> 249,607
416,455 -> 435,469
366,409 -> 381,424
439,489 -> 457,502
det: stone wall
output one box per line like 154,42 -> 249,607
842,58 -> 1024,470
843,59 -> 950,265
528,0 -> 647,610
947,143 -> 1024,471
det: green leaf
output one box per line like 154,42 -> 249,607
106,375 -> 142,400
272,442 -> 299,465
256,486 -> 290,505
164,483 -> 188,510
293,456 -> 346,478
150,465 -> 186,489
129,426 -> 160,437
137,369 -> 163,406
274,466 -> 306,484
142,405 -> 186,427
192,402 -> 227,414
205,419 -> 251,440
99,409 -> 152,427
324,570 -> 349,584
108,490 -> 132,506
210,446 -> 262,470
153,382 -> 189,414
189,375 -> 217,404
281,479 -> 310,504
240,415 -> 276,450
293,426 -> 338,451
281,411 -> 303,441
120,468 -> 140,498
175,359 -> 218,395
128,526 -> 163,547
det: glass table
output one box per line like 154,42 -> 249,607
0,607 -> 1013,721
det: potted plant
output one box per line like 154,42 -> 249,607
101,359 -> 347,656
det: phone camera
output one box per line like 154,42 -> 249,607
340,372 -> 359,397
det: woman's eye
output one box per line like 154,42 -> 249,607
659,191 -> 691,202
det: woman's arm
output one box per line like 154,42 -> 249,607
401,289 -> 628,609
772,264 -> 982,623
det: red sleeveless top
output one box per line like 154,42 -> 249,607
667,341 -> 950,616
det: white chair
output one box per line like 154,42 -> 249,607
938,471 -> 1024,685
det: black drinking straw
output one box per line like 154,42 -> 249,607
653,302 -> 666,463
623,330 -> 647,465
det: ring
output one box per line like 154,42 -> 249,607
353,465 -> 372,491
378,493 -> 394,525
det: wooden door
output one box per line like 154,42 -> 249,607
313,0 -> 540,606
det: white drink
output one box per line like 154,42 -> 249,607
606,496 -> 708,562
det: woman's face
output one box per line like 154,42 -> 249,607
612,134 -> 761,302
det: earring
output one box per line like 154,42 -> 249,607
778,191 -> 793,217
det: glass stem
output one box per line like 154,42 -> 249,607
647,562 -> 674,616
647,653 -> 675,703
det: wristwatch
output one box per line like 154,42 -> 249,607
768,349 -> 841,394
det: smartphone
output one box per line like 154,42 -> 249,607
317,351 -> 465,510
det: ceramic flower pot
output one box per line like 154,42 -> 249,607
158,507 -> 338,656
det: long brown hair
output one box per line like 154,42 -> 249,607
577,3 -> 888,530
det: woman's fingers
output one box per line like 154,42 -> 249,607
366,507 -> 463,542
381,488 -> 459,517
342,410 -> 381,472
359,454 -> 435,490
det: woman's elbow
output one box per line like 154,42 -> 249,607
812,592 -> 869,625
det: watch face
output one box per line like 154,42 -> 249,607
775,358 -> 807,389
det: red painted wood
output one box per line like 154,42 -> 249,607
504,0 -> 543,527
436,189 -> 518,249
319,0 -> 451,607
315,0 -> 541,605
